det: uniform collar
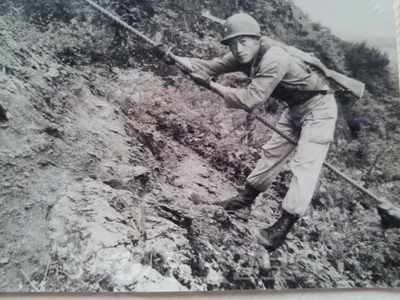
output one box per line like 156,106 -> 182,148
247,44 -> 264,79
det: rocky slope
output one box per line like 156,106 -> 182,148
1,0 -> 399,292
0,15 -> 273,291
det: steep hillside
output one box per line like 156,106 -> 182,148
0,0 -> 399,292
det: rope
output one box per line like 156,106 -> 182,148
83,0 -> 194,72
84,0 -> 157,46
251,113 -> 388,207
83,0 -> 394,212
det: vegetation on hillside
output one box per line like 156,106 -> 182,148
1,0 -> 399,291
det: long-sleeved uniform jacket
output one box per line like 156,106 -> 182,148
189,36 -> 326,111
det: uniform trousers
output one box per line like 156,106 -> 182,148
246,93 -> 338,216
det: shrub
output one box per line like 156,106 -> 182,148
344,41 -> 397,96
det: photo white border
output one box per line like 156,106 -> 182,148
1,0 -> 399,298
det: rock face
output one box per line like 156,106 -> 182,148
0,15 -> 274,291
1,2 -> 399,292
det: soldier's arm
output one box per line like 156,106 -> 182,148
211,54 -> 287,111
189,53 -> 240,76
155,44 -> 240,76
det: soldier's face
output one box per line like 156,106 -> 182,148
228,36 -> 260,64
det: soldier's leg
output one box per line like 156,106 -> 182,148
246,111 -> 298,192
282,140 -> 330,216
257,140 -> 330,251
282,98 -> 337,216
258,95 -> 337,250
215,110 -> 298,221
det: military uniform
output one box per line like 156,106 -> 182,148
189,36 -> 337,216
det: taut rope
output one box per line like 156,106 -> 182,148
83,0 -> 194,72
84,0 -> 399,220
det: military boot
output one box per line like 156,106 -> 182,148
377,205 -> 400,229
214,185 -> 260,221
257,210 -> 299,251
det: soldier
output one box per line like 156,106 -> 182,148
156,13 -> 338,251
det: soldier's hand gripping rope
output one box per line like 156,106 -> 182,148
188,71 -> 212,90
153,44 -> 175,65
153,44 -> 212,89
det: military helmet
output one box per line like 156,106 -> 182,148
220,13 -> 261,45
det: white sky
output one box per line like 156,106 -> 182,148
292,0 -> 396,41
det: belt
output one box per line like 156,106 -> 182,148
273,82 -> 350,105
290,87 -> 354,105
299,76 -> 350,98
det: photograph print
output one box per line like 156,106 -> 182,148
0,0 -> 399,292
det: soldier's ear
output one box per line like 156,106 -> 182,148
253,36 -> 261,46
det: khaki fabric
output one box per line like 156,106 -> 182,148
190,37 -> 324,111
189,37 -> 338,216
246,94 -> 337,216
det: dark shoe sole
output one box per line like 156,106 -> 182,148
225,207 -> 251,222
377,206 -> 400,229
254,229 -> 277,251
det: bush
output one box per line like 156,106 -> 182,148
0,0 -> 80,27
344,41 -> 397,96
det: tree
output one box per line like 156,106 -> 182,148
344,41 -> 397,96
